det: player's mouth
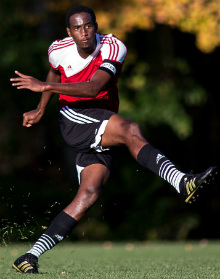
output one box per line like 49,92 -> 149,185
79,37 -> 96,52
81,38 -> 89,43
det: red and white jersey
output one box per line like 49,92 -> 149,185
48,33 -> 127,112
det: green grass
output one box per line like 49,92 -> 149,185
0,241 -> 219,279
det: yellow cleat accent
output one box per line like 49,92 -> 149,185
180,167 -> 217,204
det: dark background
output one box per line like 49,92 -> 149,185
0,0 -> 219,243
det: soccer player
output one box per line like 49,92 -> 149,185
10,5 -> 217,274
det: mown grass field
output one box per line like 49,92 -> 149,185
0,241 -> 219,279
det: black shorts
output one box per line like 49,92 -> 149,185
75,151 -> 113,183
59,106 -> 115,181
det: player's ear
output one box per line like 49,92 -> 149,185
94,22 -> 98,32
66,27 -> 71,37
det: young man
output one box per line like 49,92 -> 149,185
11,5 -> 217,274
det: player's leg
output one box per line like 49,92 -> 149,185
101,114 -> 147,158
12,163 -> 110,273
101,114 -> 186,191
101,114 -> 217,203
63,163 -> 110,220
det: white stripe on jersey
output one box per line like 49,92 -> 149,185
60,106 -> 100,124
109,38 -> 119,61
48,38 -> 75,55
49,38 -> 73,50
110,42 -> 115,60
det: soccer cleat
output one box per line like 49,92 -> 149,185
12,253 -> 39,274
180,166 -> 217,204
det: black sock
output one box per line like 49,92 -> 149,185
27,211 -> 78,258
137,144 -> 185,192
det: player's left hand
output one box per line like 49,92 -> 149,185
10,71 -> 46,92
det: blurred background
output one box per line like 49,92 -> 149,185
0,0 -> 219,243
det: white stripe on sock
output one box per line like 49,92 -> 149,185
27,234 -> 56,258
159,161 -> 185,193
42,234 -> 56,246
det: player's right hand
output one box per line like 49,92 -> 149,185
11,71 -> 46,92
23,108 -> 43,127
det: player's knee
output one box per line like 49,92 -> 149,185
129,121 -> 141,134
125,121 -> 142,142
83,184 -> 102,201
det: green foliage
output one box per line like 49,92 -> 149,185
119,44 -> 207,139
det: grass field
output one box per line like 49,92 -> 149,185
0,241 -> 219,279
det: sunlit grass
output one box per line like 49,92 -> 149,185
0,241 -> 219,279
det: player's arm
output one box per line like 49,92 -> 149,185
10,64 -> 114,98
22,68 -> 61,127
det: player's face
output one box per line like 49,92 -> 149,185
67,12 -> 97,58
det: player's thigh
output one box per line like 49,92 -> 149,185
79,163 -> 110,192
76,151 -> 112,185
101,114 -> 146,147
101,114 -> 133,146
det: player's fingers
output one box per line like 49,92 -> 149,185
17,86 -> 27,89
23,113 -> 36,127
23,119 -> 28,126
11,81 -> 23,86
23,114 -> 30,126
11,80 -> 29,89
26,123 -> 32,127
14,70 -> 30,78
12,82 -> 29,89
23,123 -> 32,127
26,118 -> 36,127
23,119 -> 33,127
10,78 -> 22,84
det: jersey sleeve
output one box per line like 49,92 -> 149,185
99,35 -> 127,76
48,40 -> 61,70
100,35 -> 127,63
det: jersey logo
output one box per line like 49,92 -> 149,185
65,65 -> 74,76
66,65 -> 73,71
54,234 -> 64,241
156,154 -> 165,164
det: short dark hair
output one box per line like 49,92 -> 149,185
65,5 -> 96,28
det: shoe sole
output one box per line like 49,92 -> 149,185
185,167 -> 217,203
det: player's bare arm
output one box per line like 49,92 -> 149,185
22,68 -> 61,127
11,68 -> 112,98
